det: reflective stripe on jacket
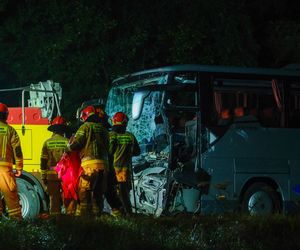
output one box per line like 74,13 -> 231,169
109,131 -> 140,169
69,122 -> 109,169
40,133 -> 68,177
0,121 -> 23,171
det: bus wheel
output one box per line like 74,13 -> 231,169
17,178 -> 41,219
241,182 -> 281,215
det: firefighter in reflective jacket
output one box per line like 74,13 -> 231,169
0,103 -> 23,219
68,105 -> 109,217
40,116 -> 69,215
109,112 -> 140,214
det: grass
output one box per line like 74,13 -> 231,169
1,213 -> 300,250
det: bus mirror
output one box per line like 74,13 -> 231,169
132,91 -> 150,120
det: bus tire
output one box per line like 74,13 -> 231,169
16,178 -> 41,219
241,182 -> 281,215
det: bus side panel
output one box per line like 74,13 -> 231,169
201,157 -> 238,214
234,158 -> 289,174
203,125 -> 300,214
288,159 -> 300,213
234,158 -> 293,212
234,173 -> 289,203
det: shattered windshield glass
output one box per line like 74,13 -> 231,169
106,76 -> 167,153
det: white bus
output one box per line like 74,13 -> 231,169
106,64 -> 300,216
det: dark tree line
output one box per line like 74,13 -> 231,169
0,0 -> 299,119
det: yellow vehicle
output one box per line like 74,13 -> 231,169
1,81 -> 62,218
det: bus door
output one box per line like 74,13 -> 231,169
162,72 -> 212,212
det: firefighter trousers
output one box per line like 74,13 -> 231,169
105,169 -> 122,213
117,181 -> 132,215
76,163 -> 107,217
114,167 -> 132,214
46,173 -> 62,215
0,166 -> 22,220
64,198 -> 77,215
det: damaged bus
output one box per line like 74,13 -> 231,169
105,64 -> 300,216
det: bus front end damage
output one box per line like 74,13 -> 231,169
106,74 -> 210,216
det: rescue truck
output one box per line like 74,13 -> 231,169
0,81 -> 62,218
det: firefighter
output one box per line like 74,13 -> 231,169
109,112 -> 140,215
40,115 -> 69,216
68,105 -> 109,217
96,107 -> 123,217
0,102 -> 23,220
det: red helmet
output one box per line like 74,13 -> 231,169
0,103 -> 8,113
51,116 -> 67,126
48,115 -> 68,132
0,103 -> 8,121
95,106 -> 106,119
112,112 -> 128,126
80,105 -> 95,122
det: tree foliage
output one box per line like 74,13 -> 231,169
0,0 -> 299,119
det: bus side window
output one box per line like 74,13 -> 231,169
260,107 -> 280,127
289,93 -> 300,128
234,107 -> 245,118
249,108 -> 258,117
218,108 -> 232,126
290,110 -> 300,127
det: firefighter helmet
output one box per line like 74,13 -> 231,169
95,106 -> 111,129
48,115 -> 68,132
51,115 -> 67,126
112,112 -> 128,126
0,103 -> 9,120
0,103 -> 8,113
95,106 -> 106,119
80,105 -> 96,122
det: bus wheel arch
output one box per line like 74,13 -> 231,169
240,178 -> 282,215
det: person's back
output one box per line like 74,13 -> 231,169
40,116 -> 69,216
110,130 -> 140,172
109,112 -> 140,214
73,121 -> 109,165
68,106 -> 109,217
0,122 -> 23,170
0,103 -> 23,220
42,134 -> 68,167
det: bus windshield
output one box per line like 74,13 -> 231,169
106,75 -> 167,153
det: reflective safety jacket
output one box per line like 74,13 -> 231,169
69,122 -> 109,168
109,131 -> 140,169
40,133 -> 68,179
0,121 -> 23,171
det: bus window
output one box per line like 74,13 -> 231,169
212,79 -> 283,128
289,82 -> 300,128
165,72 -> 197,107
166,90 -> 197,107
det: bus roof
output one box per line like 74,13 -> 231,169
112,64 -> 300,86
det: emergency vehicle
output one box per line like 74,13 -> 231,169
0,81 -> 62,218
